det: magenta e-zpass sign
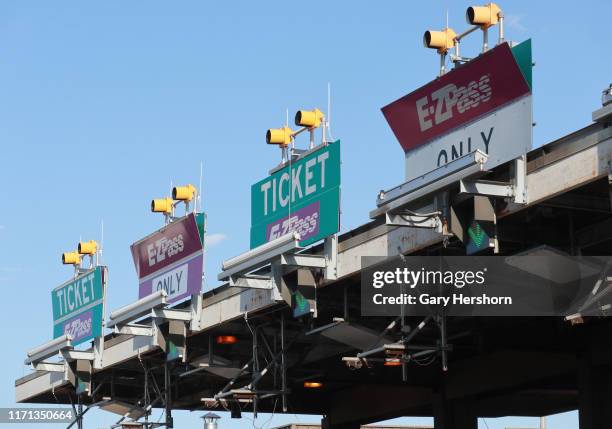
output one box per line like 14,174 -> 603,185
131,213 -> 203,303
382,42 -> 530,153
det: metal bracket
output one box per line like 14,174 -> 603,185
229,275 -> 273,289
223,232 -> 339,289
324,234 -> 338,281
152,308 -> 192,321
114,324 -> 154,337
386,212 -> 442,232
190,292 -> 203,332
61,350 -> 95,362
33,362 -> 66,372
460,155 -> 527,203
371,150 -> 488,219
93,336 -> 104,370
281,253 -> 327,268
218,232 -> 302,282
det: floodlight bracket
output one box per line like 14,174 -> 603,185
280,253 -> 327,268
33,362 -> 66,372
25,334 -> 73,366
385,212 -> 443,232
459,155 -> 527,203
218,232 -> 302,282
371,150 -> 489,219
229,275 -> 274,289
152,308 -> 192,321
115,324 -> 155,337
107,290 -> 168,329
61,349 -> 95,362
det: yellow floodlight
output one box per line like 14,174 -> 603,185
266,126 -> 294,146
78,240 -> 98,255
151,197 -> 173,214
294,108 -> 324,128
423,28 -> 457,54
62,251 -> 81,265
172,184 -> 196,202
466,3 -> 502,29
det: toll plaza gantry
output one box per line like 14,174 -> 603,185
14,6 -> 612,429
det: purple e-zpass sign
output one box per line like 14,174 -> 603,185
265,201 -> 320,243
131,213 -> 204,303
63,310 -> 94,343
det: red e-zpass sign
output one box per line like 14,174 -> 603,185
131,213 -> 204,303
382,42 -> 530,153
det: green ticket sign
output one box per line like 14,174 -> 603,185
52,266 -> 106,347
250,140 -> 341,248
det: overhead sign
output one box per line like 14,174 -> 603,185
52,266 -> 106,347
250,141 -> 341,248
404,96 -> 532,180
131,213 -> 204,303
382,40 -> 532,154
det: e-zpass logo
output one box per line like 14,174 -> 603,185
416,74 -> 492,132
147,234 -> 185,267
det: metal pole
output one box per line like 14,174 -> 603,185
440,315 -> 448,372
453,40 -> 461,64
214,359 -> 253,399
208,335 -> 214,366
439,52 -> 446,76
309,129 -> 315,150
343,285 -> 349,322
144,362 -> 149,428
482,28 -> 489,52
253,326 -> 259,418
281,313 -> 287,412
401,283 -> 407,382
77,396 -> 83,429
165,362 -> 173,428
498,15 -> 505,44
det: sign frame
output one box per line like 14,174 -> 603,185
131,212 -> 205,304
250,140 -> 341,249
52,266 -> 107,347
382,40 -> 532,154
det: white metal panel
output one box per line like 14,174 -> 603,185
15,371 -> 66,403
200,287 -> 281,330
405,96 -> 533,182
336,226 -> 442,279
526,137 -> 612,205
101,335 -> 156,368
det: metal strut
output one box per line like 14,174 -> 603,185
212,317 -> 306,414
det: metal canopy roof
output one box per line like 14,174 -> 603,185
15,120 -> 612,427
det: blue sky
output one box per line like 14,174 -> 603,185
0,1 -> 609,427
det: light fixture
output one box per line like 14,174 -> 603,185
172,184 -> 197,202
216,335 -> 237,345
151,197 -> 173,214
62,251 -> 81,265
78,240 -> 98,255
303,381 -> 323,388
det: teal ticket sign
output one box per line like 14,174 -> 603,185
250,141 -> 341,249
52,266 -> 106,347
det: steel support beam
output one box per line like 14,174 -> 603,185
578,356 -> 612,429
